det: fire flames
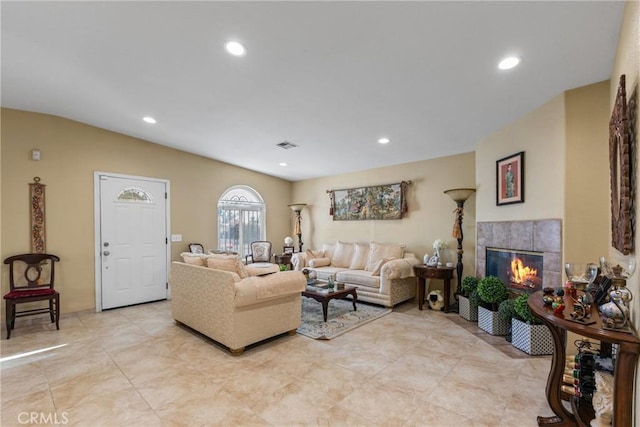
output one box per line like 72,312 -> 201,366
510,257 -> 538,288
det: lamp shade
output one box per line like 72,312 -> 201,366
288,203 -> 307,213
444,188 -> 476,203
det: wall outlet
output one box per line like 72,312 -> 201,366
171,234 -> 182,242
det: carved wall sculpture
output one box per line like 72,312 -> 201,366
609,75 -> 634,255
30,177 -> 46,253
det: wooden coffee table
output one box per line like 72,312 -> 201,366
302,285 -> 357,322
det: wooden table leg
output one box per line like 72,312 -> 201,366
443,277 -> 451,312
322,300 -> 328,322
536,319 -> 575,426
417,277 -> 425,310
350,290 -> 357,311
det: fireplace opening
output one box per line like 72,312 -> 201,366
486,247 -> 544,293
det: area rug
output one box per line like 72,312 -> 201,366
297,297 -> 392,340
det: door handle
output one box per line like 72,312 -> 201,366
103,251 -> 110,256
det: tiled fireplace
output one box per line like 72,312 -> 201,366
476,219 -> 562,290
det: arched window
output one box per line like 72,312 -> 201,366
116,187 -> 153,203
217,186 -> 265,257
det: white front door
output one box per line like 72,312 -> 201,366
97,174 -> 168,310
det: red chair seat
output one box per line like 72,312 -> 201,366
3,253 -> 61,339
4,288 -> 57,299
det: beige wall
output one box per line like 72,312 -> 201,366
292,152 -> 477,291
475,81 -> 610,263
610,1 -> 640,423
564,81 -> 611,263
1,108 -> 293,314
476,93 -> 566,223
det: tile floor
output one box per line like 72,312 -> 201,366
1,300 -> 555,426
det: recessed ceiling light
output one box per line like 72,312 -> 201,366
498,56 -> 521,70
279,162 -> 288,167
378,138 -> 390,144
225,41 -> 246,57
143,116 -> 156,124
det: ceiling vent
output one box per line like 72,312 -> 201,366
276,141 -> 298,150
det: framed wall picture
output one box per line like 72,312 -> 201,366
496,151 -> 525,206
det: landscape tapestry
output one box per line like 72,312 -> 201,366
330,182 -> 407,221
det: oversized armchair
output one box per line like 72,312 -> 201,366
169,259 -> 305,354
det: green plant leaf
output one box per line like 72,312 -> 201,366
461,276 -> 479,297
477,276 -> 508,309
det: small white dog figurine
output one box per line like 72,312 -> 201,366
427,290 -> 444,311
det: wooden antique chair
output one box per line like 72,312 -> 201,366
3,253 -> 61,339
245,241 -> 273,265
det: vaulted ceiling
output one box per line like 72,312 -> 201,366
1,1 -> 625,181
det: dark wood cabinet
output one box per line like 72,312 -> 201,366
528,291 -> 640,426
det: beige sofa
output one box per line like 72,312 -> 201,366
169,261 -> 306,355
292,241 -> 419,307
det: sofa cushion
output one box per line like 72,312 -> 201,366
207,254 -> 249,278
349,242 -> 370,270
366,242 -> 406,271
312,266 -> 349,281
234,270 -> 306,307
180,252 -> 208,266
321,243 -> 336,260
308,257 -> 331,268
332,241 -> 354,268
336,270 -> 380,289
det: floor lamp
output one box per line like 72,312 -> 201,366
443,188 -> 476,311
288,203 -> 307,253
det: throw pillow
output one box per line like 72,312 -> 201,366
349,242 -> 370,270
366,242 -> 406,271
331,241 -> 354,268
207,253 -> 248,278
371,257 -> 395,276
180,252 -> 207,266
308,257 -> 331,268
305,249 -> 323,260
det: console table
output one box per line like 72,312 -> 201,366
413,265 -> 455,312
528,291 -> 640,426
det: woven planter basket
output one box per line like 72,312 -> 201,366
478,305 -> 509,336
458,295 -> 478,322
511,318 -> 553,355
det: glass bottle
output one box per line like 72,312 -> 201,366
328,275 -> 335,291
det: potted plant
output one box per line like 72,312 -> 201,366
459,276 -> 479,321
477,276 -> 509,335
498,298 -> 516,342
511,294 -> 553,355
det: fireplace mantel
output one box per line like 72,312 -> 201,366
476,219 -> 562,288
